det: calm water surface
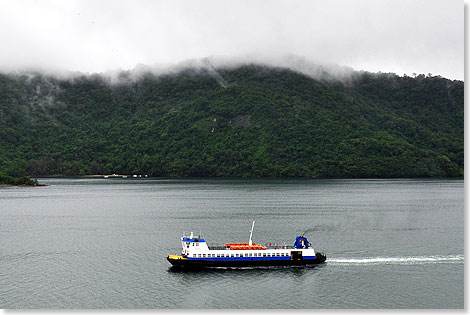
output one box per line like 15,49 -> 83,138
0,178 -> 464,308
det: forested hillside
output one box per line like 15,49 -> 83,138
0,64 -> 464,178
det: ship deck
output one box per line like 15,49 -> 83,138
207,244 -> 296,250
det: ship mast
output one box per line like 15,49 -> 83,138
249,220 -> 255,246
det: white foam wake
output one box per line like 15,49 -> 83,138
328,255 -> 464,265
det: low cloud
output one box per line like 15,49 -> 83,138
0,0 -> 462,80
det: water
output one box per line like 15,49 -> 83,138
0,178 -> 464,309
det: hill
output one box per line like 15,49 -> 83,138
0,64 -> 464,178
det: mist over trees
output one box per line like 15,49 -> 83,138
0,64 -> 463,178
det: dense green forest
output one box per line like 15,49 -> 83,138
0,64 -> 464,178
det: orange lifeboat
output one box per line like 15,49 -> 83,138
225,243 -> 268,250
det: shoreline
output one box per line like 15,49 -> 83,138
33,175 -> 464,181
0,183 -> 47,187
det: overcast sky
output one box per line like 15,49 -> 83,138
0,0 -> 463,80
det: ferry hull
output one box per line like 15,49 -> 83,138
167,253 -> 326,268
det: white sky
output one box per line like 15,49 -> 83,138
0,0 -> 463,79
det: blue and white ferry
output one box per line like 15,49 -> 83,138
167,221 -> 326,268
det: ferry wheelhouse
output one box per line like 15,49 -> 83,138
167,221 -> 326,268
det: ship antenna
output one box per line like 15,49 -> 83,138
301,228 -> 312,237
249,220 -> 255,246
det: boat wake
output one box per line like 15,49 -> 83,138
328,254 -> 464,265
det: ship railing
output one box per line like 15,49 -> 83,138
207,243 -> 297,250
264,244 -> 296,249
206,244 -> 229,250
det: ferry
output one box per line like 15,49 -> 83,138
167,221 -> 326,268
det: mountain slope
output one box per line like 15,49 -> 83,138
0,65 -> 463,178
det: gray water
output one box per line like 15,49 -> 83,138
0,178 -> 464,309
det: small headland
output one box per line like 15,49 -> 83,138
0,174 -> 45,187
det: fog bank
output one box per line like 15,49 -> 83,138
0,0 -> 463,80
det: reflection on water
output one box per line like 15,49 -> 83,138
168,264 -> 318,275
